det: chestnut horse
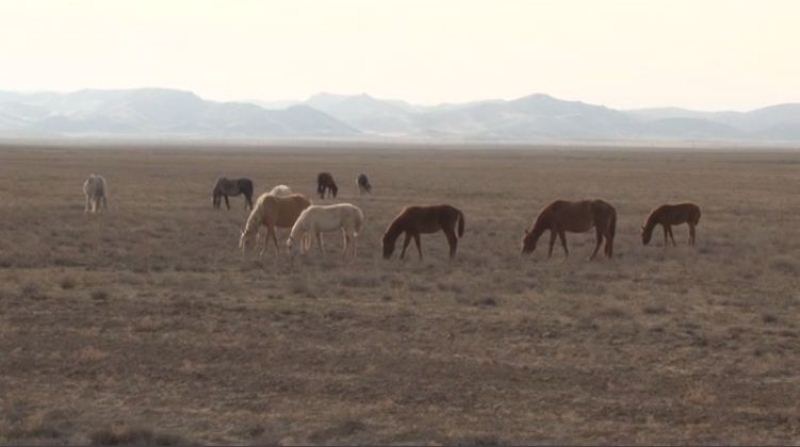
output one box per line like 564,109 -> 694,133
642,203 -> 701,247
382,205 -> 465,260
521,199 -> 616,260
239,193 -> 311,256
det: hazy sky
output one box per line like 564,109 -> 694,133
1,0 -> 798,110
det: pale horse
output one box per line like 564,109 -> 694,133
287,203 -> 364,258
83,174 -> 108,213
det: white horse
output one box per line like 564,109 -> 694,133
83,174 -> 108,213
268,184 -> 293,197
287,203 -> 364,257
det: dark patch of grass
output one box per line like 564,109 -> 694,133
89,427 -> 187,446
19,282 -> 48,300
91,289 -> 110,301
60,276 -> 78,290
309,419 -> 367,443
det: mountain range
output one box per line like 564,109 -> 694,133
1,88 -> 799,142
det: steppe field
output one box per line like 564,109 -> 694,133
1,142 -> 799,445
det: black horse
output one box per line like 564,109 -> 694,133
357,173 -> 372,195
317,172 -> 338,199
212,177 -> 254,210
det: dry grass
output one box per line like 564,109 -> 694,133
1,142 -> 799,444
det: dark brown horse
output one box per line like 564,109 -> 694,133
212,177 -> 254,210
382,205 -> 465,260
642,203 -> 701,247
317,172 -> 338,199
522,199 -> 617,260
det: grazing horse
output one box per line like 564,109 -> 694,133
213,177 -> 254,210
642,203 -> 701,247
268,184 -> 293,197
356,174 -> 372,195
83,174 -> 108,213
239,193 -> 311,256
287,203 -> 364,258
521,199 -> 617,260
382,205 -> 465,260
317,172 -> 338,199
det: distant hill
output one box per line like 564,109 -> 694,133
301,92 -> 800,141
0,88 -> 358,137
1,88 -> 799,141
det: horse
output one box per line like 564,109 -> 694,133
83,174 -> 108,213
287,203 -> 364,258
212,177 -> 254,210
317,172 -> 338,199
356,174 -> 372,195
382,205 -> 465,260
268,184 -> 293,197
642,203 -> 701,247
239,193 -> 311,256
521,199 -> 617,260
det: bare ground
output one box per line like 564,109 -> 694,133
1,143 -> 799,445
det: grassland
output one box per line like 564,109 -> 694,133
1,142 -> 799,444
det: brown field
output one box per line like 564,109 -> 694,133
1,142 -> 799,445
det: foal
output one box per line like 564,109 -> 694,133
521,199 -> 617,260
287,203 -> 364,258
642,203 -> 701,247
382,205 -> 465,260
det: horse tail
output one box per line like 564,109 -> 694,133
353,207 -> 364,237
456,209 -> 465,238
607,208 -> 617,258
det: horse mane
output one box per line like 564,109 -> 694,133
526,208 -> 552,245
383,212 -> 406,244
642,208 -> 661,239
242,195 -> 268,238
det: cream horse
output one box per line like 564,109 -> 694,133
268,184 -> 293,197
239,193 -> 311,256
83,174 -> 108,213
287,203 -> 364,258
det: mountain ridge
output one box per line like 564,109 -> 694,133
1,88 -> 799,141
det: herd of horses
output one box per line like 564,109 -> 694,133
82,171 -> 701,261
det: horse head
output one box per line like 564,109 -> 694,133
641,225 -> 652,245
521,229 -> 536,255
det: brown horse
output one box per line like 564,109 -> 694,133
317,172 -> 338,199
642,203 -> 701,247
382,205 -> 465,260
521,199 -> 617,260
239,193 -> 311,256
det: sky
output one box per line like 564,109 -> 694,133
0,0 -> 798,111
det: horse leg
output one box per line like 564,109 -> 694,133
547,230 -> 557,258
662,224 -> 669,248
316,232 -> 325,254
400,233 -> 412,259
224,195 -> 230,210
668,226 -> 677,247
341,229 -> 349,256
101,195 -> 108,211
444,228 -> 458,260
689,223 -> 696,246
558,230 -> 569,257
413,232 -> 423,260
590,229 -> 603,260
270,227 -> 280,255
